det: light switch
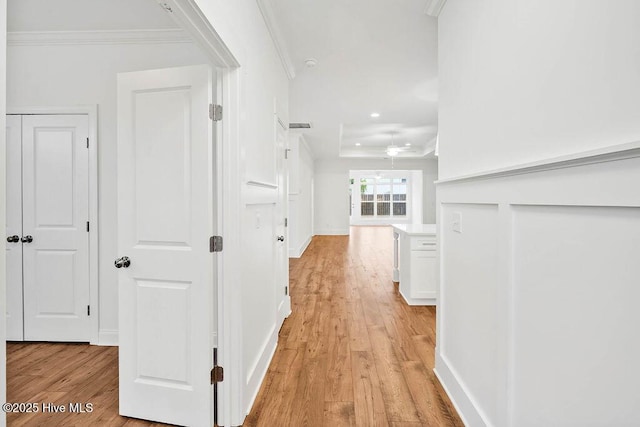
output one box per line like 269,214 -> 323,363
452,211 -> 462,233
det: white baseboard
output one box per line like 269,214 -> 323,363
244,324 -> 279,416
314,228 -> 349,235
288,235 -> 312,258
97,329 -> 119,346
278,296 -> 292,320
434,352 -> 489,427
399,289 -> 435,306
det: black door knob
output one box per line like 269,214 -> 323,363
6,235 -> 19,243
114,256 -> 131,268
21,235 -> 33,243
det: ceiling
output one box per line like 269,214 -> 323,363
7,0 -> 178,32
8,0 -> 438,161
271,0 -> 439,159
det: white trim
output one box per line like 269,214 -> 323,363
424,0 -> 448,17
399,289 -> 436,306
98,329 -> 119,346
218,67 -> 244,427
434,354 -> 488,427
244,323 -> 279,415
288,234 -> 311,258
7,29 -> 192,46
437,140 -> 640,185
256,0 -> 296,80
160,0 -> 240,68
158,1 -> 241,424
8,105 -> 100,346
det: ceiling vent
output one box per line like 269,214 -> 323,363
289,122 -> 312,129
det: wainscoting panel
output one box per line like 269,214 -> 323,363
511,205 -> 640,426
435,143 -> 640,427
440,203 -> 501,426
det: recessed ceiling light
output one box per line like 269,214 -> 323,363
355,143 -> 361,146
405,143 -> 411,146
370,112 -> 380,118
304,58 -> 318,68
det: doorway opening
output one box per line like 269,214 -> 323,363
4,0 -> 240,425
349,169 -> 423,226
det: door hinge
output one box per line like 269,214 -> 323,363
86,137 -> 89,148
86,221 -> 90,232
211,365 -> 224,384
210,236 -> 223,253
87,305 -> 91,316
284,148 -> 291,159
209,104 -> 223,121
285,286 -> 289,296
284,218 -> 288,227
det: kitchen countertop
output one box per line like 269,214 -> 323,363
391,224 -> 436,236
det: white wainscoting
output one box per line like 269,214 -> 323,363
435,142 -> 640,427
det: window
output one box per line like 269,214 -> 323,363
360,177 -> 407,218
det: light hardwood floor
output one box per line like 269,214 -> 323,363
245,226 -> 462,426
6,226 -> 461,427
6,342 -> 167,426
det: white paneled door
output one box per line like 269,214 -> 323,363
275,120 -> 290,322
117,65 -> 216,426
6,114 -> 91,342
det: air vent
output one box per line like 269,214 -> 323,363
289,122 -> 312,129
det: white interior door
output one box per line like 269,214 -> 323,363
117,64 -> 215,426
21,114 -> 90,341
275,120 -> 290,322
5,115 -> 23,340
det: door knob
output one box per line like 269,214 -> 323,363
277,235 -> 285,242
114,256 -> 131,268
6,235 -> 20,243
21,235 -> 33,243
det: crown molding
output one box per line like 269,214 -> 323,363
7,28 -> 192,46
424,0 -> 448,17
256,0 -> 296,80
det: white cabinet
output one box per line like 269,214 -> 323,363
392,224 -> 437,306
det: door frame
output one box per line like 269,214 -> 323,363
158,1 -> 243,425
7,105 -> 99,344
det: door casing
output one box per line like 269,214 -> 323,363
7,106 -> 99,344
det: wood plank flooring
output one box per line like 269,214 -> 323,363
6,226 -> 461,426
245,226 -> 462,427
6,343 -> 167,426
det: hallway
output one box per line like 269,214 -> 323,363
246,226 -> 462,426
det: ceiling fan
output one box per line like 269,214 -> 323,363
385,132 -> 417,156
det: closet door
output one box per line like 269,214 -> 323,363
5,115 -> 24,341
21,115 -> 90,341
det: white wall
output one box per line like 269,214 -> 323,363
0,0 -> 7,423
438,0 -> 640,180
191,1 -> 290,422
288,134 -> 314,258
7,39 -> 208,343
436,1 -> 640,425
315,158 -> 438,234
